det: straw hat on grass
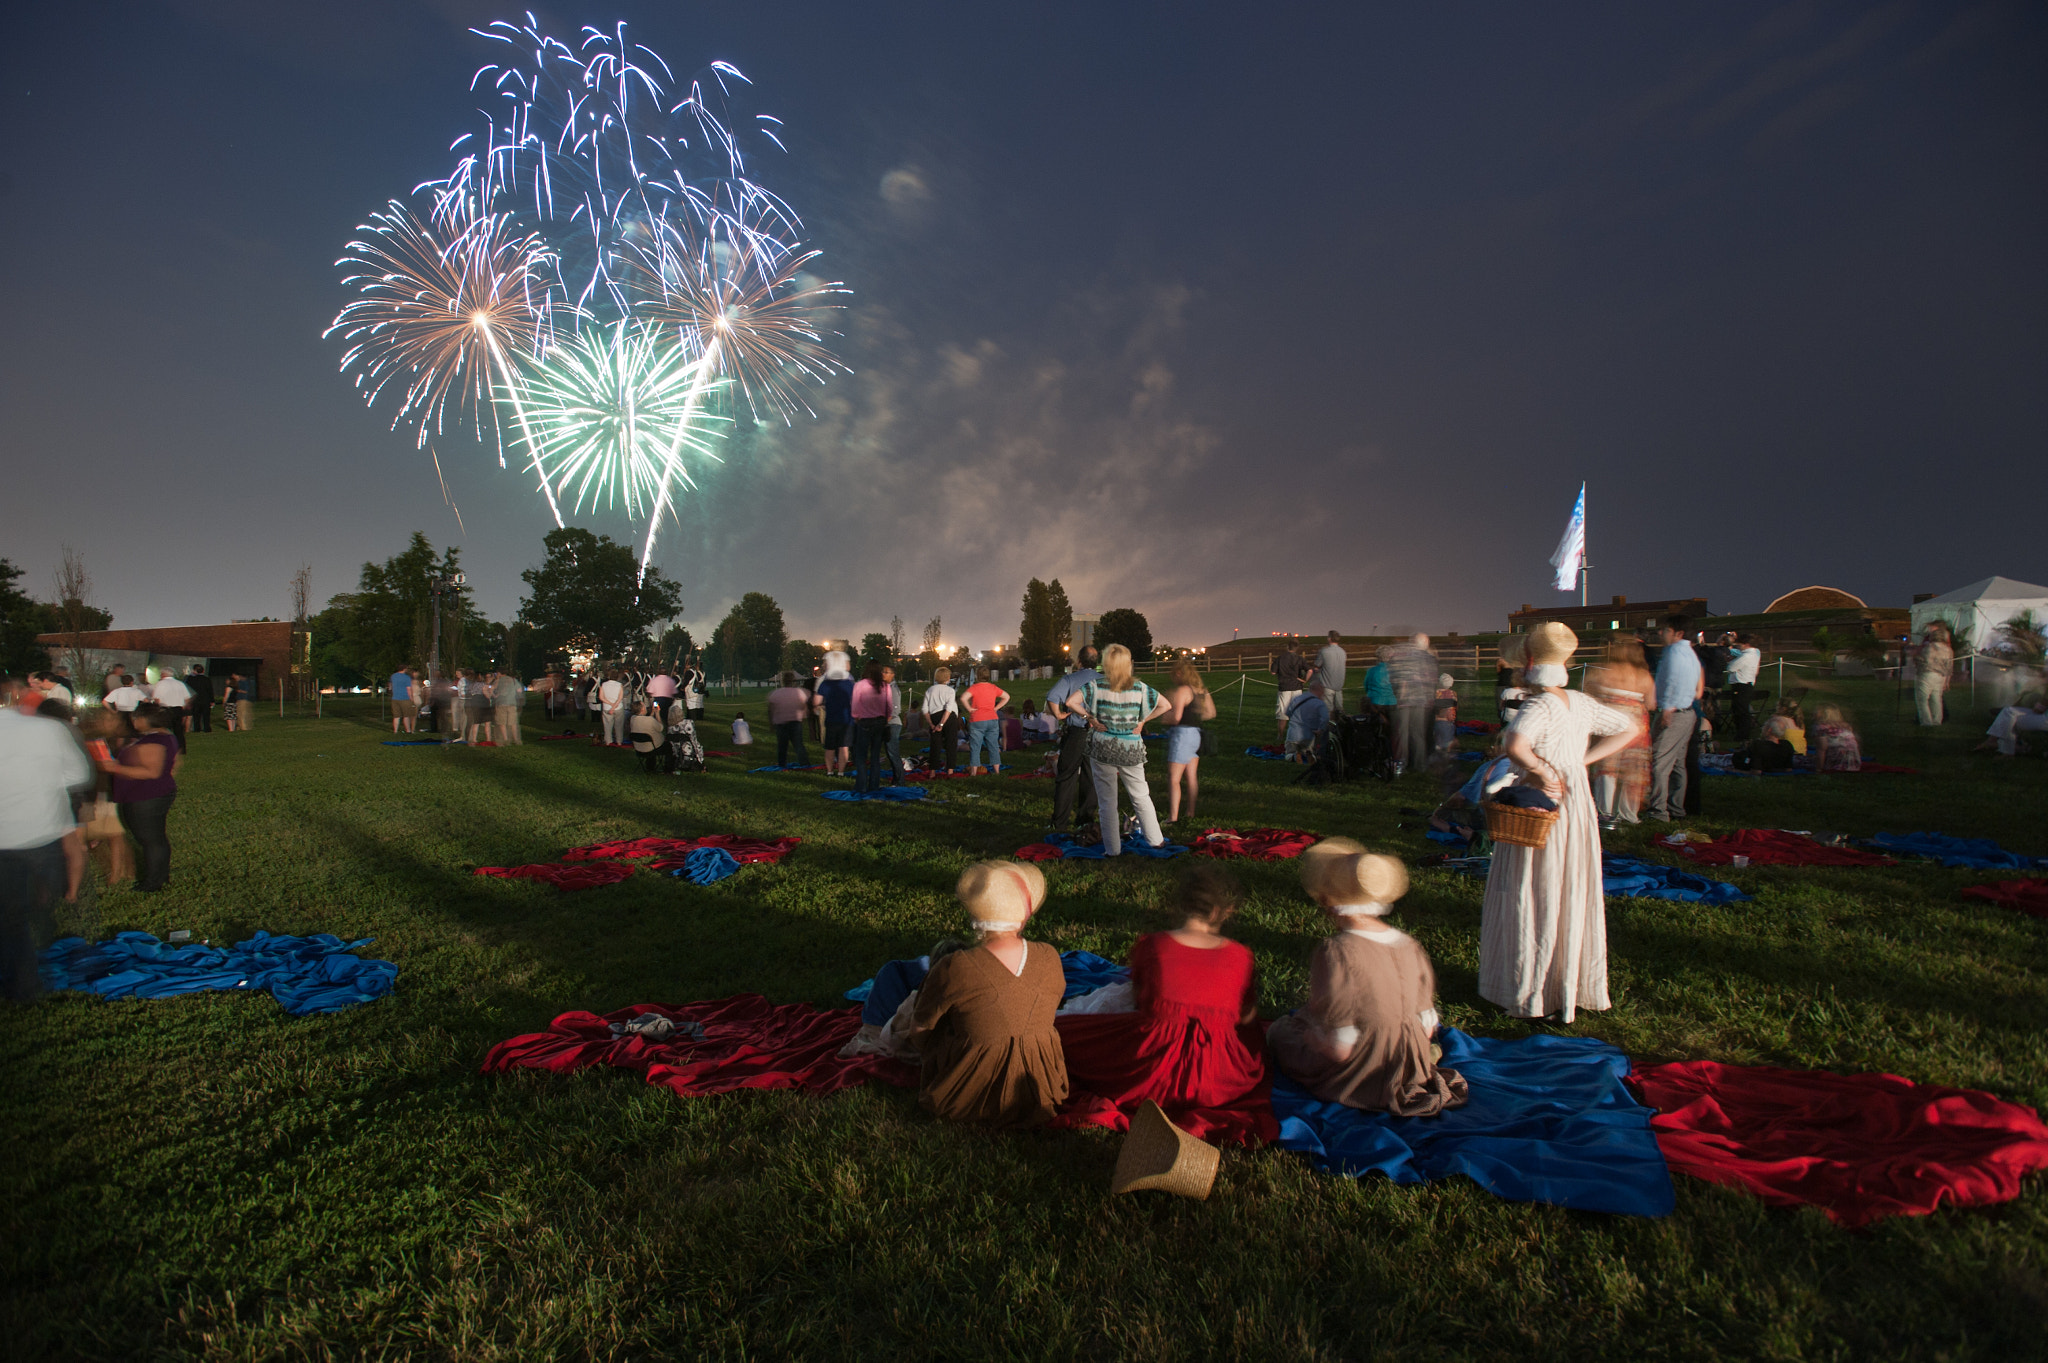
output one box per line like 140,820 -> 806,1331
1110,1100 -> 1220,1199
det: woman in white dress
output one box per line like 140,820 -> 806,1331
1479,624 -> 1642,1024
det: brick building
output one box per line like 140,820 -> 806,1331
34,621 -> 299,699
1507,596 -> 1709,636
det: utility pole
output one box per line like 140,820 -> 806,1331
427,571 -> 465,682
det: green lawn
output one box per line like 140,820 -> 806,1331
4,679 -> 2045,1360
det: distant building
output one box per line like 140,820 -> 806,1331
34,621 -> 297,698
1072,613 -> 1100,651
1763,585 -> 1866,613
1507,596 -> 1709,636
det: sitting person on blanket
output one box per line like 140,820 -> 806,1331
1807,702 -> 1861,772
1429,746 -> 1515,844
1266,838 -> 1468,1117
1976,693 -> 2048,757
1053,863 -> 1277,1144
900,860 -> 1071,1128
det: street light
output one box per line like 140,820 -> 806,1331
427,571 -> 465,681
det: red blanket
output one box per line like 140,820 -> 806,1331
1190,828 -> 1320,861
1630,1061 -> 2048,1227
1961,880 -> 2048,919
1014,843 -> 1065,862
563,834 -> 801,865
1680,829 -> 1895,867
481,994 -> 917,1096
472,861 -> 638,890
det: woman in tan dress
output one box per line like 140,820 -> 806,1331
1584,635 -> 1654,827
907,860 -> 1071,1128
1480,624 -> 1641,1024
1268,840 -> 1468,1116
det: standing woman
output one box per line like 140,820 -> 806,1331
96,702 -> 181,894
1584,636 -> 1655,828
922,667 -> 961,774
1159,658 -> 1216,827
1069,643 -> 1172,856
1479,624 -> 1640,1024
848,662 -> 894,794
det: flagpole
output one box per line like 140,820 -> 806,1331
1580,482 -> 1588,607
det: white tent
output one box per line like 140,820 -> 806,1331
1911,576 -> 2048,650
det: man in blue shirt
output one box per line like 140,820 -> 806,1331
1648,615 -> 1702,821
389,667 -> 417,734
1044,646 -> 1102,835
1284,681 -> 1330,760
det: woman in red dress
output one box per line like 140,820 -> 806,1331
1054,864 -> 1277,1145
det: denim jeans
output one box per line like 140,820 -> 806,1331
0,839 -> 64,1002
118,794 -> 176,892
967,719 -> 1001,770
852,717 -> 891,792
775,720 -> 810,768
885,723 -> 903,783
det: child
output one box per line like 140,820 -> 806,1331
1266,838 -> 1467,1116
731,710 -> 753,747
1432,673 -> 1458,755
1808,702 -> 1861,772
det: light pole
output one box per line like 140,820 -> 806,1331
427,572 -> 465,683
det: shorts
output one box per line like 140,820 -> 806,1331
394,699 -> 419,718
1276,688 -> 1301,719
825,720 -> 850,749
1166,725 -> 1202,764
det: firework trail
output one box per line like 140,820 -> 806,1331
328,15 -> 846,577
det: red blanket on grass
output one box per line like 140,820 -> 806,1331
481,994 -> 917,1096
563,834 -> 801,865
1679,829 -> 1895,868
1961,879 -> 2048,919
472,861 -> 638,890
1190,828 -> 1320,861
1630,1061 -> 2048,1227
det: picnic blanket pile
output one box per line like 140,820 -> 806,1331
40,931 -> 397,1016
476,834 -> 801,888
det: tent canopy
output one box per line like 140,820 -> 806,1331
1911,576 -> 2048,649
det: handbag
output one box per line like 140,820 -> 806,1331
82,796 -> 123,840
1198,727 -> 1217,758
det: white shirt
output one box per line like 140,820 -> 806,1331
153,676 -> 192,707
0,710 -> 93,849
732,718 -> 752,744
105,685 -> 145,712
42,682 -> 74,706
922,682 -> 958,720
599,680 -> 625,712
1726,647 -> 1761,686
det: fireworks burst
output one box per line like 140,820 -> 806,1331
328,15 -> 846,576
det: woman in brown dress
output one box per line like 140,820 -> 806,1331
1267,839 -> 1468,1116
906,860 -> 1071,1128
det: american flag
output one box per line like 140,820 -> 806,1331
1549,483 -> 1585,592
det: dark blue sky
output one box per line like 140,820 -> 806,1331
4,1 -> 2043,649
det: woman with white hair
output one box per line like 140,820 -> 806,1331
1066,643 -> 1173,855
1480,623 -> 1640,1023
904,860 -> 1070,1127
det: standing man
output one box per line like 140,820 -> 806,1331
1044,645 -> 1104,836
1271,639 -> 1309,743
1314,630 -> 1350,716
151,667 -> 192,750
815,651 -> 856,776
229,671 -> 257,731
105,674 -> 146,714
1914,623 -> 1954,727
493,667 -> 525,745
1724,633 -> 1762,740
0,678 -> 92,1002
186,665 -> 214,733
683,656 -> 708,723
1647,615 -> 1702,822
1385,633 -> 1438,774
598,670 -> 626,746
389,666 -> 417,734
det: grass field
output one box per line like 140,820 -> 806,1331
4,675 -> 2046,1361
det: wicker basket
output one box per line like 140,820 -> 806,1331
1486,801 -> 1559,849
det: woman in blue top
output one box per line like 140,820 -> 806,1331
1068,644 -> 1172,856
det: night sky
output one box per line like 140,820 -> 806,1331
4,1 -> 2043,651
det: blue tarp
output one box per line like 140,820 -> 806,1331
669,847 -> 742,885
844,948 -> 1129,1021
1028,831 -> 1188,860
1244,746 -> 1292,761
750,763 -> 821,773
1270,1027 -> 1674,1216
1867,832 -> 2048,870
39,931 -> 397,1016
822,786 -> 929,802
381,739 -> 441,746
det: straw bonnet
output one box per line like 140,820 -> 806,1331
1527,622 -> 1578,667
956,860 -> 1047,932
1322,852 -> 1409,908
1110,1100 -> 1220,1199
1498,634 -> 1529,666
1299,836 -> 1365,897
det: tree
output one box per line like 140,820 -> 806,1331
1019,578 -> 1077,664
518,527 -> 684,666
1044,579 -> 1073,658
308,596 -> 371,691
0,558 -> 49,676
48,545 -> 109,688
1096,607 -> 1153,662
860,632 -> 893,669
922,615 -> 942,654
889,615 -> 906,656
655,623 -> 696,671
780,637 -> 822,675
708,592 -> 787,679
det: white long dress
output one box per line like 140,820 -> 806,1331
1479,690 -> 1634,1023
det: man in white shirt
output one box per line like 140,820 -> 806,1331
31,673 -> 73,708
152,670 -> 193,748
1315,630 -> 1350,716
104,678 -> 146,712
598,671 -> 627,746
0,681 -> 92,1001
1723,633 -> 1762,741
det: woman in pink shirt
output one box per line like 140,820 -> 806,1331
849,663 -> 896,793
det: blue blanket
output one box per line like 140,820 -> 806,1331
381,739 -> 441,746
1030,831 -> 1188,860
822,786 -> 929,802
39,931 -> 398,1016
669,847 -> 742,885
1244,746 -> 1292,761
845,948 -> 1129,1021
1448,856 -> 1750,904
1867,832 -> 2048,870
750,763 -> 821,773
1271,1027 -> 1674,1216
